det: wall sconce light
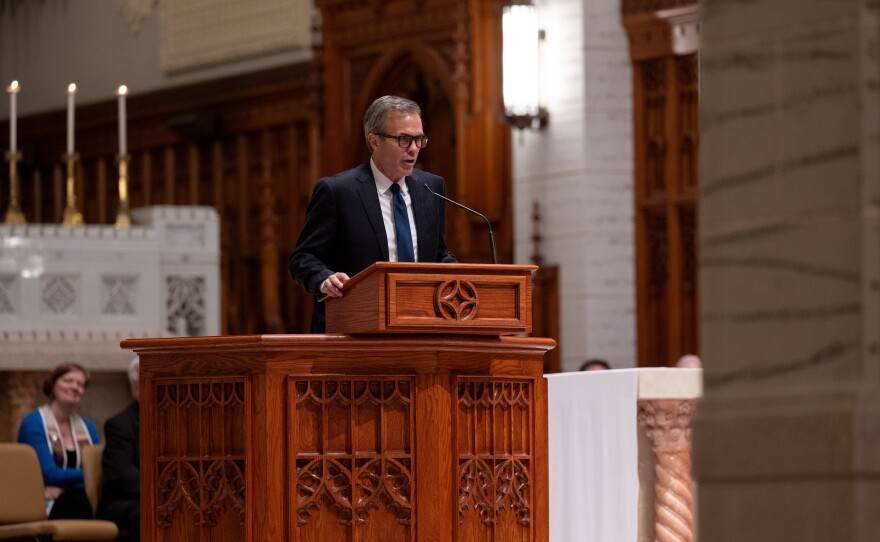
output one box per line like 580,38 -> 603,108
502,1 -> 548,130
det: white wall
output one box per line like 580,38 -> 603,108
513,0 -> 635,371
0,1 -> 312,118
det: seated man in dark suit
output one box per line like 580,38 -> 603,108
290,95 -> 457,332
98,358 -> 140,541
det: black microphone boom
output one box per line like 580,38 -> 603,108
424,183 -> 497,264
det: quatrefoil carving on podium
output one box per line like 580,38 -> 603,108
434,280 -> 479,321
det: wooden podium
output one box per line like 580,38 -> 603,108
123,263 -> 555,542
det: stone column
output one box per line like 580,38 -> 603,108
697,0 -> 880,540
639,399 -> 696,542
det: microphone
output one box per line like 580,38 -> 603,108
424,183 -> 497,264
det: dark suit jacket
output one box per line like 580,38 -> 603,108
290,162 -> 457,332
99,402 -> 139,510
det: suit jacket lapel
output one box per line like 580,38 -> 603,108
406,175 -> 430,262
355,163 -> 389,260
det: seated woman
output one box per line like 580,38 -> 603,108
17,362 -> 100,519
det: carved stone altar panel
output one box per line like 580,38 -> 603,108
457,377 -> 535,541
101,274 -> 138,316
289,376 -> 415,541
165,275 -> 206,336
0,274 -> 19,315
41,274 -> 81,316
0,205 -> 220,348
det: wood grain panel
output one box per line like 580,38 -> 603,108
128,333 -> 553,542
625,4 -> 700,367
289,376 -> 415,541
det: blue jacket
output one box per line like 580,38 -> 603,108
17,409 -> 100,489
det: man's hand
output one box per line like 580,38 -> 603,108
320,272 -> 350,298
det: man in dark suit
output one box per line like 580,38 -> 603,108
98,358 -> 140,541
290,95 -> 457,332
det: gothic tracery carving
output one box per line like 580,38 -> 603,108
155,380 -> 247,530
292,377 -> 414,532
166,275 -> 206,336
457,379 -> 533,529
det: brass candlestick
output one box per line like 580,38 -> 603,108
115,154 -> 131,228
61,152 -> 83,226
4,151 -> 26,225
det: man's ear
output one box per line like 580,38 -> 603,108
367,133 -> 378,153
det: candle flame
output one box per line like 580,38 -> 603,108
8,80 -> 19,93
117,85 -> 128,96
68,83 -> 77,94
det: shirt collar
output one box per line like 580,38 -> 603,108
370,158 -> 407,195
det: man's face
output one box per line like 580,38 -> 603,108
369,111 -> 423,182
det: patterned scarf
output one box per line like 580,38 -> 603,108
37,404 -> 94,468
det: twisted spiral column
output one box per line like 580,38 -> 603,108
638,399 -> 697,542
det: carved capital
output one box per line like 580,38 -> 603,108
637,399 -> 695,453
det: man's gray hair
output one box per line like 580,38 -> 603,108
127,357 -> 140,384
363,96 -> 422,149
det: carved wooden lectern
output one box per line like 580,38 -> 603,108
123,262 -> 555,542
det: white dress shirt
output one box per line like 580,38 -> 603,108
370,158 -> 419,262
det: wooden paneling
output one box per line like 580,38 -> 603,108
625,4 -> 700,367
128,333 -> 553,542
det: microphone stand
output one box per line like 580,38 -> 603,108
424,183 -> 497,264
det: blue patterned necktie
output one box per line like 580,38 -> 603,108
390,183 -> 415,262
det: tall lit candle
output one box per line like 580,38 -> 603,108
67,83 -> 76,154
7,80 -> 18,153
116,85 -> 128,155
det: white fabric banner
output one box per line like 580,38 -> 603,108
547,369 -> 640,542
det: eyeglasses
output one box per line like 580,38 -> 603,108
373,132 -> 429,149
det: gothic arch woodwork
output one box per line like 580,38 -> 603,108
624,3 -> 700,366
317,0 -> 513,266
352,48 -> 457,185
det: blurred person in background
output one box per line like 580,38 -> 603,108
17,362 -> 100,519
99,357 -> 141,541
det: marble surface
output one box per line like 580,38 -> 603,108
637,367 -> 703,400
696,0 -> 880,540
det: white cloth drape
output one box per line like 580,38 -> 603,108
547,369 -> 640,542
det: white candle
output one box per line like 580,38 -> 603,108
116,85 -> 128,156
67,83 -> 76,154
7,80 -> 18,153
